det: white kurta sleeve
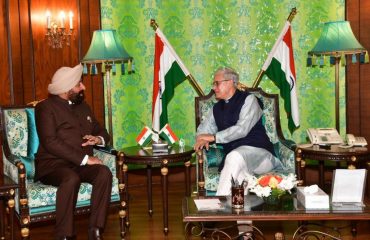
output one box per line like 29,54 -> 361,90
216,95 -> 262,143
196,109 -> 218,136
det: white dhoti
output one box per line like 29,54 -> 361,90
215,145 -> 281,196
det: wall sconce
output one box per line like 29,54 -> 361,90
45,10 -> 74,48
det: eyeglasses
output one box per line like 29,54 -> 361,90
211,79 -> 232,87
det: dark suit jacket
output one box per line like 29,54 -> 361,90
34,95 -> 110,181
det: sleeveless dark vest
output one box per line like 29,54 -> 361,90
213,90 -> 276,171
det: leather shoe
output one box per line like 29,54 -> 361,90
88,227 -> 103,240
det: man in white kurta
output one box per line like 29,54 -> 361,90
194,67 -> 282,196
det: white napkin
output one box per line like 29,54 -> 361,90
304,184 -> 319,194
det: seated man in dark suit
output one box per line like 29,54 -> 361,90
34,64 -> 112,240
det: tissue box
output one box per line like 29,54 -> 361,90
297,186 -> 329,209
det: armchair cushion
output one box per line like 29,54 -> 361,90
204,145 -> 224,168
27,177 -> 119,215
25,108 -> 39,158
4,109 -> 28,157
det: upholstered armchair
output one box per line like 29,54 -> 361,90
0,105 -> 125,239
195,88 -> 297,196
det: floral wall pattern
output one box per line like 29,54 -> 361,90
100,0 -> 344,148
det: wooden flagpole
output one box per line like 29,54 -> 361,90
150,19 -> 205,96
252,7 -> 297,88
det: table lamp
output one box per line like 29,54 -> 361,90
82,29 -> 132,146
308,21 -> 368,132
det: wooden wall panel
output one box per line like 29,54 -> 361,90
358,1 -> 370,141
8,0 -> 23,104
347,0 -> 370,142
0,0 -> 11,105
19,0 -> 34,103
346,0 -> 361,135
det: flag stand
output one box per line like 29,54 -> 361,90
150,19 -> 205,97
252,7 -> 297,88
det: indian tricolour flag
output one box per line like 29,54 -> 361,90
159,124 -> 179,144
152,28 -> 190,134
262,21 -> 299,133
136,126 -> 154,146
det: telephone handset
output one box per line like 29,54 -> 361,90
346,134 -> 368,146
306,128 -> 343,145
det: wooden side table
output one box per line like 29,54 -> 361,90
117,145 -> 194,236
0,175 -> 18,240
295,145 -> 370,196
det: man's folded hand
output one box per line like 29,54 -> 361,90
87,156 -> 103,165
82,135 -> 102,146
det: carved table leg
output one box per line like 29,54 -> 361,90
147,164 -> 153,216
351,221 -> 357,237
185,160 -> 191,196
318,161 -> 325,190
196,150 -> 205,196
161,159 -> 169,234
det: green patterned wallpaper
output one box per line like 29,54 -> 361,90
100,0 -> 345,148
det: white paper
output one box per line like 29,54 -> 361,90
194,199 -> 224,210
304,184 -> 319,194
331,169 -> 367,203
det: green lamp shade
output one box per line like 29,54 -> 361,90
310,21 -> 365,56
82,29 -> 130,63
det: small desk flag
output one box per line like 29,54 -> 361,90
159,124 -> 179,144
136,126 -> 154,146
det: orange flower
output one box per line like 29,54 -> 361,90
258,175 -> 282,188
258,175 -> 272,187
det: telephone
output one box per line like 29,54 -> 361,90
307,128 -> 343,145
307,128 -> 368,146
346,134 -> 368,146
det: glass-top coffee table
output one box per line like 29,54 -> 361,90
182,194 -> 370,239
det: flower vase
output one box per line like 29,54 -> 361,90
280,193 -> 294,210
263,192 -> 294,211
263,194 -> 280,207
